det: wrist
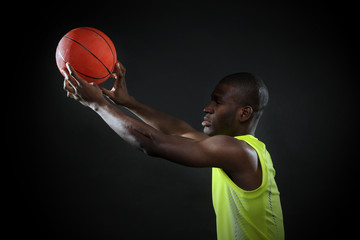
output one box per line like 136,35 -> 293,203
91,98 -> 110,112
122,96 -> 137,109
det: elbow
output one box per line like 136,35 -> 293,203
143,148 -> 157,157
136,131 -> 161,157
130,127 -> 167,159
138,143 -> 157,157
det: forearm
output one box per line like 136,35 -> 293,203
123,96 -> 195,136
94,101 -> 158,155
93,101 -> 214,168
94,101 -> 211,167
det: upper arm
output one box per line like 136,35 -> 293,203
151,134 -> 249,169
180,129 -> 208,141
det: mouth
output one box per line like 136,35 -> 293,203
202,117 -> 211,127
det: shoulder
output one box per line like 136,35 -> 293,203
206,136 -> 261,190
202,135 -> 253,153
199,135 -> 257,170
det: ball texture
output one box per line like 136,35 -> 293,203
56,27 -> 117,84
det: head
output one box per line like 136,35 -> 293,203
202,72 -> 269,136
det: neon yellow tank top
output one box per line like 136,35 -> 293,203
212,135 -> 284,240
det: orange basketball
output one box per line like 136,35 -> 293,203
56,27 -> 117,84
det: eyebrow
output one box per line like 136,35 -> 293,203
211,93 -> 222,99
211,93 -> 224,103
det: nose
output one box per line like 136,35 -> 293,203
203,102 -> 214,114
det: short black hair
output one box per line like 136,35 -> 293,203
219,72 -> 269,113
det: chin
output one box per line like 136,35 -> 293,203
203,127 -> 215,136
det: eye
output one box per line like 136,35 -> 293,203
211,94 -> 222,105
214,96 -> 222,105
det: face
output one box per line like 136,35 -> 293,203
202,83 -> 241,136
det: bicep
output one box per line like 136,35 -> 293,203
180,130 -> 208,141
151,135 -> 240,168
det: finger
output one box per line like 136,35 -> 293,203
89,82 -> 98,87
64,88 -> 81,101
119,62 -> 126,77
61,68 -> 79,91
89,82 -> 102,91
112,61 -> 120,79
66,62 -> 86,86
114,61 -> 126,79
72,93 -> 80,101
63,79 -> 75,93
112,61 -> 125,79
99,86 -> 113,97
67,91 -> 76,99
114,62 -> 127,89
109,64 -> 121,91
119,68 -> 127,90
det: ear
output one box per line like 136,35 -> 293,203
238,106 -> 253,122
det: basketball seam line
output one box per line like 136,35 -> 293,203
64,35 -> 112,75
57,50 -> 109,80
82,27 -> 116,70
78,71 -> 109,80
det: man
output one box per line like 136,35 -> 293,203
62,61 -> 284,239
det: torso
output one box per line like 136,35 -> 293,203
224,140 -> 262,191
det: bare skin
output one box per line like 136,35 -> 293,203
62,62 -> 262,190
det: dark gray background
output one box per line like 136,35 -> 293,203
12,1 -> 355,239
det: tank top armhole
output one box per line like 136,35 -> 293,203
223,135 -> 270,197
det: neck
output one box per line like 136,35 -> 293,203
233,128 -> 255,137
233,119 -> 258,136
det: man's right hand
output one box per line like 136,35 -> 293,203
101,61 -> 133,106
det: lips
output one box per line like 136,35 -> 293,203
202,117 -> 211,127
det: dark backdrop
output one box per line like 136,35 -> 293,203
11,1 -> 355,239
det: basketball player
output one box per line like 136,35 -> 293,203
62,61 -> 284,239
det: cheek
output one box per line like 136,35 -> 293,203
214,108 -> 237,131
206,115 -> 221,134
